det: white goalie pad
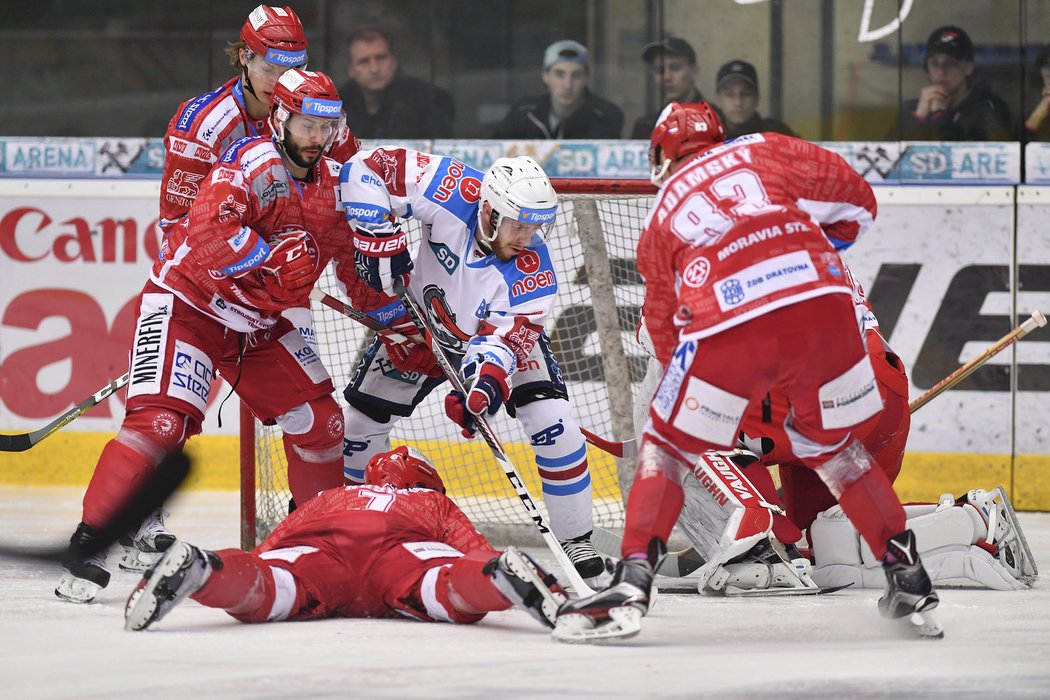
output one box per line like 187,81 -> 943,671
809,486 -> 1037,591
676,452 -> 800,593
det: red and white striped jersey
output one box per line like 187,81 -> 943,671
637,132 -> 877,365
152,136 -> 355,332
160,76 -> 359,234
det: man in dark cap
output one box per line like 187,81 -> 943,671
492,39 -> 623,139
714,59 -> 795,139
893,25 -> 1012,141
630,37 -> 713,139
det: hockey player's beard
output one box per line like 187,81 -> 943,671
284,140 -> 324,171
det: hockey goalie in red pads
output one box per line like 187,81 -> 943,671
554,101 -> 943,642
124,446 -> 567,632
56,69 -> 362,605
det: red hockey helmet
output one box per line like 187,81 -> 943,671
241,5 -> 308,68
364,446 -> 446,493
269,69 -> 343,149
649,101 -> 726,185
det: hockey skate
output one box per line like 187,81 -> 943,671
879,529 -> 943,639
559,531 -> 608,581
486,547 -> 568,628
124,540 -> 214,631
119,508 -> 176,573
552,558 -> 653,643
963,487 -> 1038,587
55,522 -> 112,604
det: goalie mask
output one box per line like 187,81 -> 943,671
479,156 -> 559,245
649,101 -> 725,186
241,5 -> 308,68
364,446 -> 446,494
269,69 -> 343,161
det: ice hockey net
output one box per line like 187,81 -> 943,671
240,178 -> 657,548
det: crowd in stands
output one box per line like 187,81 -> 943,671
334,24 -> 1046,144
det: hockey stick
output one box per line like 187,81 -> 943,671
391,279 -> 596,596
909,310 -> 1046,412
0,294 -> 429,455
0,451 -> 191,563
310,287 -> 636,461
0,373 -> 130,453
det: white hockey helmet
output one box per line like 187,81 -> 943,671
479,156 -> 558,245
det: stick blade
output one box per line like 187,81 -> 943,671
0,433 -> 33,453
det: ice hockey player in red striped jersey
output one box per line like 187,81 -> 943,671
554,101 -> 943,642
56,69 -> 359,605
125,446 -> 567,632
159,5 -> 358,236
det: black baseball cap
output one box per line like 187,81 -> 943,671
925,25 -> 974,62
641,37 -> 697,65
716,60 -> 759,91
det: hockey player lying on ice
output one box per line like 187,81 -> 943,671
125,446 -> 567,632
554,101 -> 945,642
629,267 -> 1037,596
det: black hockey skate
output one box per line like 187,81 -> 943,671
485,547 -> 568,628
879,529 -> 943,639
55,522 -> 111,604
559,531 -> 607,580
552,558 -> 654,643
124,540 -> 216,631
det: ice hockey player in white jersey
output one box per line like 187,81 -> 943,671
338,149 -> 605,580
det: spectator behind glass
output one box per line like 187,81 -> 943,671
714,60 -> 795,140
341,26 -> 454,139
631,37 -> 709,139
492,40 -> 623,139
891,25 -> 1012,141
1025,45 -> 1050,141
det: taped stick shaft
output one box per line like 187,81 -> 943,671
909,310 -> 1046,413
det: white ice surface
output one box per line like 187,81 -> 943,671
1,486 -> 1048,700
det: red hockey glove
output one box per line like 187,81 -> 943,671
259,231 -> 313,303
444,358 -> 510,438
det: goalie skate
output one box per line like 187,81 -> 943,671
965,487 -> 1038,587
486,547 -> 568,628
119,508 -> 176,573
700,539 -> 819,596
124,540 -> 213,631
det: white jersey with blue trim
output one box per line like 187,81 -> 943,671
339,147 -> 559,371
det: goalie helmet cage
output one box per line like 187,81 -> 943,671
239,178 -> 658,549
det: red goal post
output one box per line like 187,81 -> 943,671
240,178 -> 657,549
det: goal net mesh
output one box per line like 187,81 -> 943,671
245,180 -> 656,545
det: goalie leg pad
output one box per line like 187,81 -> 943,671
677,453 -> 774,566
810,489 -> 1035,590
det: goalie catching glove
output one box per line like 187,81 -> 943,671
445,350 -> 512,438
258,231 -> 314,304
352,225 -> 413,294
